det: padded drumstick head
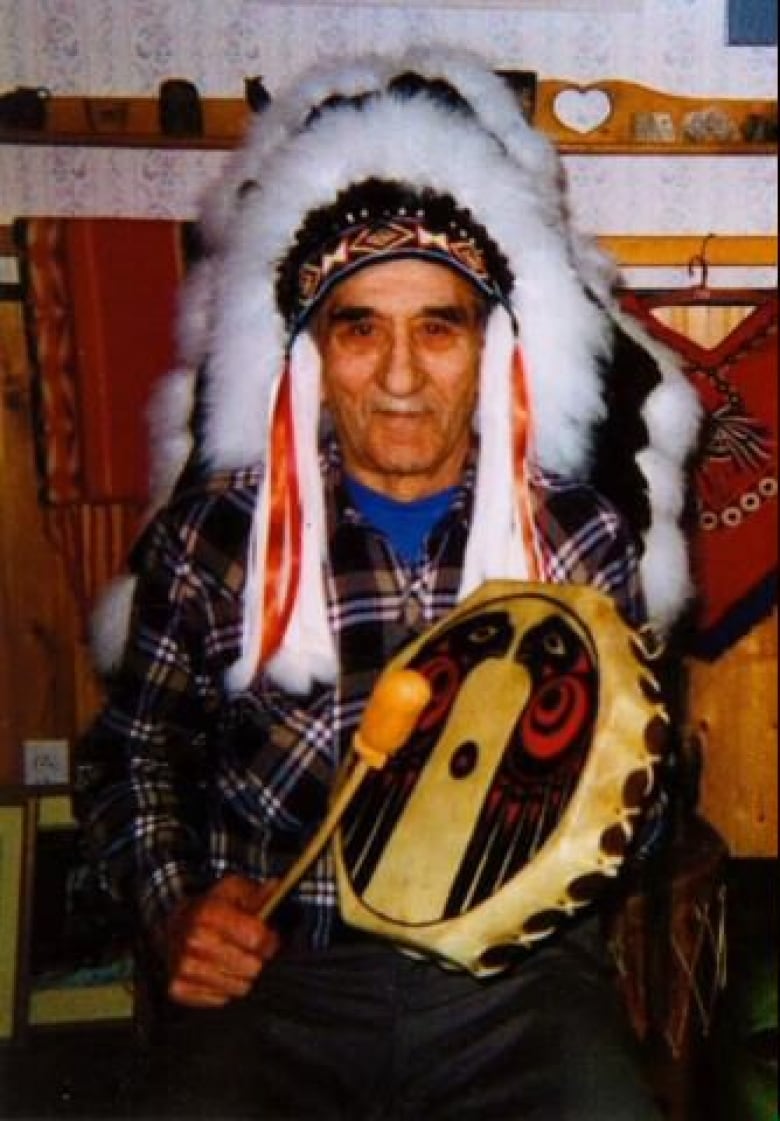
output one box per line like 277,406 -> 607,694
354,669 -> 433,769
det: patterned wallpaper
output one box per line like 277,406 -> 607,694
0,0 -> 776,284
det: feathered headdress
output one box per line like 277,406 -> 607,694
92,46 -> 702,694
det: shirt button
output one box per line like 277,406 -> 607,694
402,597 -> 423,627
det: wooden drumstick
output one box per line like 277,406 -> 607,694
258,668 -> 432,921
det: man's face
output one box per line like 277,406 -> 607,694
314,259 -> 486,501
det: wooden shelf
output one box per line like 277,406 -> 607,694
0,82 -> 776,154
0,95 -> 248,149
535,79 -> 777,154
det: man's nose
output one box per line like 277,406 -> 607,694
379,327 -> 423,396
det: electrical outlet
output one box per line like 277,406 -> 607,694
23,739 -> 70,786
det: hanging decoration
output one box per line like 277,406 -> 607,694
620,279 -> 777,660
14,217 -> 190,637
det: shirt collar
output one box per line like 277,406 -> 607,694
320,433 -> 477,538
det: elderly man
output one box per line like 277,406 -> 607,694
76,47 -> 700,1120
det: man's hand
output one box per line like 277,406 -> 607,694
155,875 -> 281,1008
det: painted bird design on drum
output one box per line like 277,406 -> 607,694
445,614 -> 598,916
341,595 -> 598,924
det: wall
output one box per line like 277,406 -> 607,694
0,0 -> 777,851
0,0 -> 777,289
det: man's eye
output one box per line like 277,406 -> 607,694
337,320 -> 375,340
417,319 -> 464,346
421,319 -> 454,337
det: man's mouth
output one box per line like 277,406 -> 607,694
373,400 -> 428,418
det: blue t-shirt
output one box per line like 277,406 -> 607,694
345,475 -> 458,566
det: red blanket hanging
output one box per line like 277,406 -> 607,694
620,292 -> 778,659
15,217 -> 189,636
16,217 -> 186,504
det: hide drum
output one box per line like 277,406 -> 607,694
334,580 -> 669,977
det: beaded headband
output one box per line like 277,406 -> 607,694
292,214 -> 506,331
276,179 -> 515,334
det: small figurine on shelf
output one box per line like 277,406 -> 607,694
741,110 -> 778,143
245,75 -> 272,113
0,85 -> 50,131
158,78 -> 203,137
682,106 -> 741,144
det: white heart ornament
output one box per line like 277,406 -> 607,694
553,88 -> 612,135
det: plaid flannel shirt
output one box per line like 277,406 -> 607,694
75,437 -> 648,948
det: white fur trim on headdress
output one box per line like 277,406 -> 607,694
225,333 -> 337,695
263,333 -> 338,693
605,304 -> 703,632
89,367 -> 196,676
89,573 -> 138,674
146,367 -> 196,504
461,306 -> 532,598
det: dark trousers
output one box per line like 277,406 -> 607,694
130,919 -> 662,1120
